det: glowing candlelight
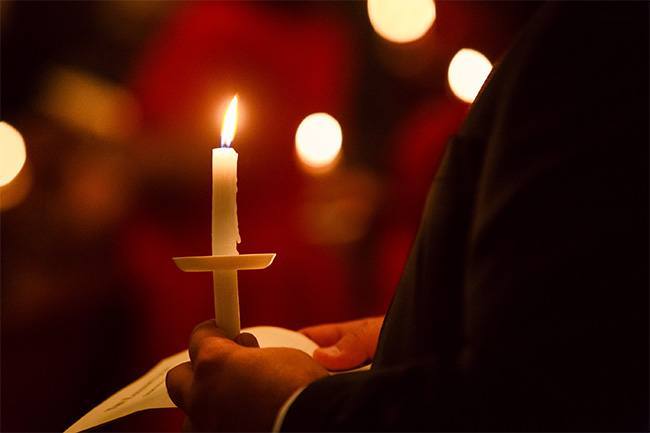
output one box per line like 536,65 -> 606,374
220,95 -> 238,147
212,95 -> 241,338
212,95 -> 241,255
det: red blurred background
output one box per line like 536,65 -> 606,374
0,1 -> 540,431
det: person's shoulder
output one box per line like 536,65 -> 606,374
460,1 -> 647,140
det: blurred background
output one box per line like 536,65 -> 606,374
1,1 -> 541,431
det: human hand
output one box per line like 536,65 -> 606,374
166,320 -> 328,432
299,316 -> 384,371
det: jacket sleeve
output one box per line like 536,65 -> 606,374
282,3 -> 648,431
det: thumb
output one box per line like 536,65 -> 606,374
235,332 -> 260,348
313,332 -> 368,371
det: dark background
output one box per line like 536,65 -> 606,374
1,1 -> 540,431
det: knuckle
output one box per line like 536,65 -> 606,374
164,368 -> 175,389
349,326 -> 365,342
193,345 -> 225,375
353,319 -> 370,335
359,319 -> 370,330
190,320 -> 213,339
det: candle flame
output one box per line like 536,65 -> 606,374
220,95 -> 238,147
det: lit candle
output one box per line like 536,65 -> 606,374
212,95 -> 242,338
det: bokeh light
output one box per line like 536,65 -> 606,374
0,121 -> 27,187
447,48 -> 493,103
295,113 -> 342,172
367,0 -> 436,44
38,67 -> 139,141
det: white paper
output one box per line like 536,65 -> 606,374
65,326 -> 369,433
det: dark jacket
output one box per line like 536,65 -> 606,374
284,3 -> 649,431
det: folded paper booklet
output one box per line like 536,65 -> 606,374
65,326 -> 370,433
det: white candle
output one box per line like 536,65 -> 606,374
211,147 -> 240,255
212,96 -> 241,339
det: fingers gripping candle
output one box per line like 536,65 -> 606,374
212,96 -> 242,338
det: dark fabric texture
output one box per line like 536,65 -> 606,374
283,2 -> 649,431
